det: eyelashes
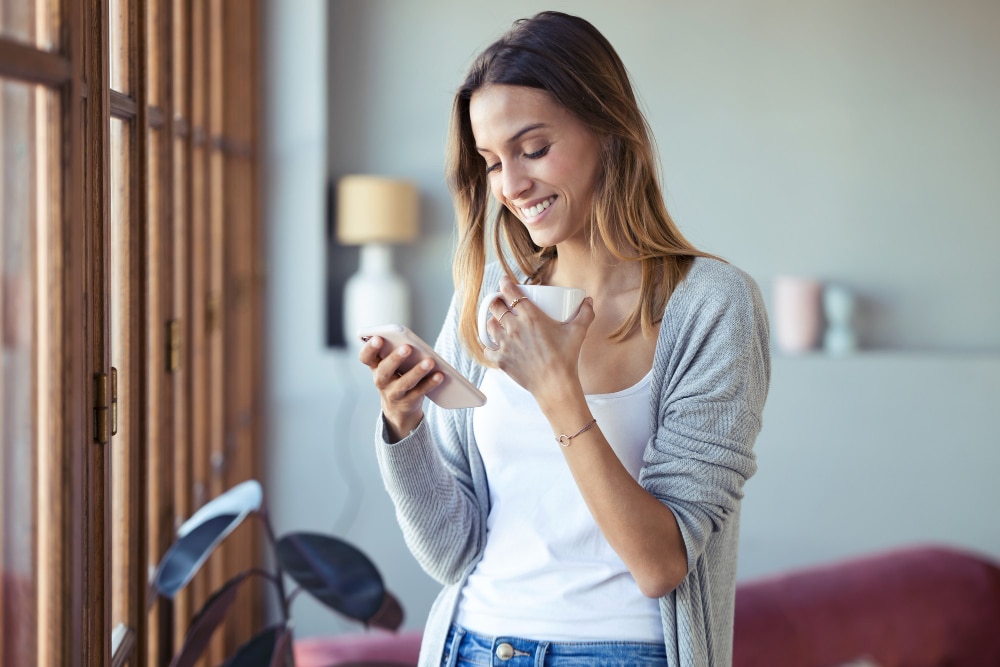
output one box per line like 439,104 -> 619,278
484,145 -> 551,174
525,145 -> 550,160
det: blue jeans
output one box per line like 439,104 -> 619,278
441,625 -> 668,667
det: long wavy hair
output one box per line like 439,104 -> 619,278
447,11 -> 715,363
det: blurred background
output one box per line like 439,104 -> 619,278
264,0 -> 1000,639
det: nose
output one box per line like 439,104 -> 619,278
500,161 -> 531,201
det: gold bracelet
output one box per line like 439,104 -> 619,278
555,418 -> 597,447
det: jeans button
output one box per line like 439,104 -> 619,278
496,642 -> 515,660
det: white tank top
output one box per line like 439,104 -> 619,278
456,367 -> 661,641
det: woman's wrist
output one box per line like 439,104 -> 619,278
534,376 -> 586,418
537,389 -> 594,440
382,409 -> 424,443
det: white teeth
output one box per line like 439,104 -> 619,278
520,196 -> 555,218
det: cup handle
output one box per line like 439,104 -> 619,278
477,290 -> 503,350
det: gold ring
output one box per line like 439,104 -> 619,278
510,297 -> 525,309
497,309 -> 512,323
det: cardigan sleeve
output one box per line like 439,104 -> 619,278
373,291 -> 487,585
639,261 -> 771,570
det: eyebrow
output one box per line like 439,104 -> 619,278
475,123 -> 549,153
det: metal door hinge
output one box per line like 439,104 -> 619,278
110,367 -> 118,437
167,319 -> 182,372
94,368 -> 118,443
206,293 -> 220,334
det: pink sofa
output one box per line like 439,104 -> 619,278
295,544 -> 1000,667
294,629 -> 422,667
733,544 -> 1000,667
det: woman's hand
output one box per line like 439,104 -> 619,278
358,336 -> 443,442
483,275 -> 595,409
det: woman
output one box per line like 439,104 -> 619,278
358,11 -> 770,667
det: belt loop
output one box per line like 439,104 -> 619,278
443,625 -> 465,667
534,641 -> 550,667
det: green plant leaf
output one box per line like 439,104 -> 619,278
368,590 -> 405,632
153,480 -> 263,598
169,572 -> 253,667
268,626 -> 294,667
275,532 -> 396,627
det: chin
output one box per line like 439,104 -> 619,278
525,231 -> 558,248
521,222 -> 560,247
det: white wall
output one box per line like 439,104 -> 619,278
265,0 -> 1000,638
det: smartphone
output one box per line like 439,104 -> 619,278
358,323 -> 487,409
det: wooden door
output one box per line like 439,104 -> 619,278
0,1 -> 264,665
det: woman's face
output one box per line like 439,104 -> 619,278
469,84 -> 602,249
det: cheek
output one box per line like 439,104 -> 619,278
488,175 -> 505,202
575,159 -> 601,201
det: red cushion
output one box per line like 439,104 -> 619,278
294,629 -> 422,667
733,544 -> 1000,667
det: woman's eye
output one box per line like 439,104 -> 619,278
526,145 -> 550,160
483,145 -> 548,173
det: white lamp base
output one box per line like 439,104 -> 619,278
343,243 -> 410,347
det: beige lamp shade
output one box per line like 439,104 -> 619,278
336,175 -> 419,245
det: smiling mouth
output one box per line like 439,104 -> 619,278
518,196 -> 556,219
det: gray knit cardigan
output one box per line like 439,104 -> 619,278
374,257 -> 771,667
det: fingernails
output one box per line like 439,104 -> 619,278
420,359 -> 433,370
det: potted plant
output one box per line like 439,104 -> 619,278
152,480 -> 404,667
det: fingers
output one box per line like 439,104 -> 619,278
357,335 -> 440,440
357,335 -> 384,368
359,336 -> 442,400
486,312 -> 506,346
488,298 -> 512,323
483,278 -> 525,347
574,297 -> 596,326
498,274 -> 526,306
487,275 -> 527,323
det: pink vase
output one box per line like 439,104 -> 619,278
773,276 -> 823,354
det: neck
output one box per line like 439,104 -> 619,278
544,242 -> 641,299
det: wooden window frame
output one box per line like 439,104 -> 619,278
0,0 -> 263,665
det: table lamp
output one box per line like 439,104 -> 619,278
336,175 -> 419,346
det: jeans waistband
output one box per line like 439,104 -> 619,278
441,624 -> 668,667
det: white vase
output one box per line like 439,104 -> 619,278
343,243 -> 410,349
773,276 -> 823,354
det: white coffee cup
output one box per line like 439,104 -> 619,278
478,284 -> 586,350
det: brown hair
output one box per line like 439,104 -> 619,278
447,11 -> 715,362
